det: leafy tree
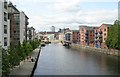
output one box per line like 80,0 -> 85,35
106,20 -> 120,50
2,49 -> 10,76
30,38 -> 40,50
16,42 -> 26,61
23,42 -> 33,56
2,39 -> 40,76
8,47 -> 20,68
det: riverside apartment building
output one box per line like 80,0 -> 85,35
8,2 -> 29,45
0,0 -> 10,49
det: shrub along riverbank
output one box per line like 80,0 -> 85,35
106,20 -> 120,50
2,38 -> 40,77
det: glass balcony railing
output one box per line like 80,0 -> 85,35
85,32 -> 88,35
95,32 -> 98,35
95,36 -> 98,39
99,35 -> 102,38
99,31 -> 102,34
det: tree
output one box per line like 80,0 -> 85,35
2,49 -> 10,76
16,42 -> 26,61
30,38 -> 40,50
106,20 -> 120,50
23,42 -> 33,56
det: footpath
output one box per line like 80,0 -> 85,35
9,47 -> 41,77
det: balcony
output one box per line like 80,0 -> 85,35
99,40 -> 102,43
99,31 -> 102,34
85,32 -> 88,35
26,21 -> 29,25
94,39 -> 98,43
95,32 -> 98,35
95,36 -> 98,39
85,39 -> 88,42
85,36 -> 88,39
99,35 -> 102,38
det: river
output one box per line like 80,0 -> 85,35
34,43 -> 119,75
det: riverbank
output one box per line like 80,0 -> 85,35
9,46 -> 41,77
70,44 -> 120,56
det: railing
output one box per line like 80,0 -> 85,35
99,31 -> 102,34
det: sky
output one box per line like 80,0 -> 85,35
9,0 -> 119,32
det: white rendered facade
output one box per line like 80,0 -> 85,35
0,0 -> 10,49
20,12 -> 26,44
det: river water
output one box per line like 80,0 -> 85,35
34,43 -> 119,75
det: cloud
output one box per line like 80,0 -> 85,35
29,9 -> 117,31
49,0 -> 81,12
75,9 -> 118,25
10,0 -> 118,31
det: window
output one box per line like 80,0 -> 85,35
4,37 -> 7,46
4,25 -> 7,34
104,33 -> 106,36
104,29 -> 106,31
14,22 -> 19,25
104,38 -> 106,41
4,2 -> 7,9
17,38 -> 19,40
4,12 -> 7,21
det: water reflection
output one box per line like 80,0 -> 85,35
34,44 -> 119,75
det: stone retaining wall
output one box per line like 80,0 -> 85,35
70,44 -> 120,56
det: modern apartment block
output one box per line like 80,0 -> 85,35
0,0 -> 10,49
27,27 -> 35,41
72,30 -> 79,44
79,26 -> 95,46
8,2 -> 29,45
94,24 -> 111,48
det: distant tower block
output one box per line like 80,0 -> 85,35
51,26 -> 55,32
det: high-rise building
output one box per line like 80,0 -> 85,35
0,0 -> 10,49
51,26 -> 55,32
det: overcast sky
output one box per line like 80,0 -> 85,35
10,0 -> 119,32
